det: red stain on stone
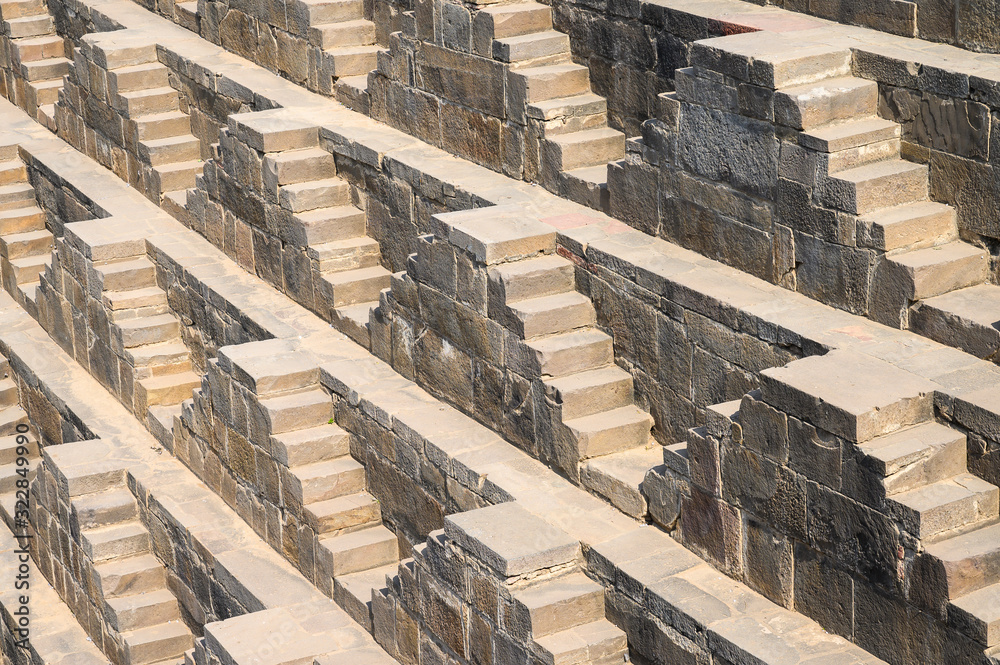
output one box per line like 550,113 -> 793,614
830,325 -> 876,342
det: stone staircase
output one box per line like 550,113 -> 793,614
776,66 -> 988,330
89,250 -> 200,438
0,353 -> 40,530
511,571 -> 627,665
0,0 -> 68,129
476,0 -> 624,210
260,140 -> 390,346
295,0 -> 379,110
488,251 -> 658,516
74,485 -> 195,664
0,151 -> 52,315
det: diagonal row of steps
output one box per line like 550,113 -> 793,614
776,68 -> 989,334
0,0 -> 69,129
297,0 -> 380,108
481,0 -> 623,210
0,151 -> 53,315
75,485 -> 195,664
0,353 -> 40,529
263,143 -> 391,347
487,252 -> 659,516
88,252 -> 201,437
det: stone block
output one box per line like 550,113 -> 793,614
434,206 -> 555,264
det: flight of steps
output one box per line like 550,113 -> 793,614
0,354 -> 40,530
0,0 -> 68,129
483,0 -> 624,210
89,251 -> 200,438
76,486 -> 195,664
512,571 -> 628,665
104,58 -> 203,208
775,69 -> 988,331
263,142 -> 391,346
0,153 -> 53,315
489,252 -> 659,515
299,0 -> 379,111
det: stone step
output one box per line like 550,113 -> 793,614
0,0 -> 46,20
511,62 -> 590,106
95,257 -> 157,291
512,572 -> 605,638
264,147 -> 337,188
28,77 -> 61,105
270,422 -> 350,467
560,164 -> 609,212
114,86 -> 180,118
533,618 -> 628,665
103,285 -> 169,314
319,265 -> 391,308
0,228 -> 51,259
799,116 -> 901,153
0,184 -> 36,212
5,14 -> 53,38
318,524 -> 399,577
858,201 -> 957,253
94,553 -> 168,599
148,404 -> 182,445
9,253 -> 49,285
0,405 -> 28,436
564,405 -> 654,459
301,0 -> 364,24
912,284 -> 1000,360
580,444 -> 663,519
304,491 -> 381,534
116,314 -> 182,348
0,456 -> 37,493
308,18 -> 376,48
323,44 -> 379,78
0,432 -> 38,466
258,388 -> 332,435
489,254 -> 575,306
161,189 -> 191,220
311,236 -> 381,272
544,365 -> 633,420
122,621 -> 194,665
0,160 -> 26,186
775,76 -> 878,131
476,2 -> 552,45
279,176 -> 351,213
507,291 -> 596,339
139,135 -> 201,167
81,520 -> 151,562
108,62 -> 170,94
822,159 -> 928,215
890,473 -> 999,540
288,205 -> 366,246
333,74 -> 369,113
883,241 -> 988,303
493,29 -> 570,64
332,300 -> 377,348
72,487 -> 138,530
133,111 -> 193,142
333,562 -> 398,631
105,588 -> 181,632
0,206 -> 41,235
858,421 -> 967,496
124,341 -> 191,374
288,455 -> 367,505
20,55 -> 68,81
528,92 -> 607,125
0,377 -> 15,407
36,104 -> 55,130
12,34 -> 63,62
136,371 -> 201,408
925,521 -> 1000,599
546,127 -> 624,172
950,582 -> 1000,646
521,327 -> 613,378
152,160 -> 202,194
174,0 -> 198,30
